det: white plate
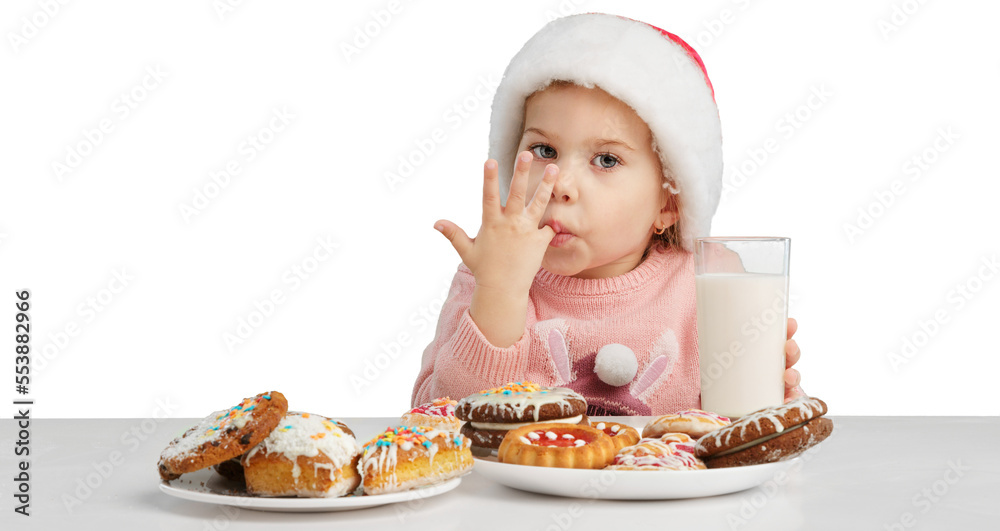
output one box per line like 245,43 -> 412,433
159,467 -> 464,513
472,457 -> 800,500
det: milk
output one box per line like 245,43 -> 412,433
696,273 -> 788,418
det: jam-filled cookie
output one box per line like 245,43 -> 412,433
694,396 -> 833,469
242,412 -> 361,497
642,409 -> 730,439
402,397 -> 461,432
359,426 -> 473,495
456,382 -> 588,455
592,421 -> 640,451
157,391 -> 288,481
497,423 -> 616,469
607,434 -> 706,471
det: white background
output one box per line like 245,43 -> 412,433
2,0 -> 997,418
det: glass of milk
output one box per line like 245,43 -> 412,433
695,237 -> 790,418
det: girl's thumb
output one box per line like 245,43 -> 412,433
434,220 -> 473,259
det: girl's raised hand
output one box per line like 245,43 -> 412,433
435,151 -> 560,295
784,317 -> 805,402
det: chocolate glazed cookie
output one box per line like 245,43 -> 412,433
455,382 -> 589,454
695,396 -> 833,469
157,391 -> 288,480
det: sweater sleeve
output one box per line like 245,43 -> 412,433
410,264 -> 556,406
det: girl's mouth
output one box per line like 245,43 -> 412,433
549,233 -> 574,247
545,220 -> 575,247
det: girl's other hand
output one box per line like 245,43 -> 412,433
784,317 -> 805,402
434,151 -> 560,294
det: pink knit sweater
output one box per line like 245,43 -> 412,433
411,244 -> 701,415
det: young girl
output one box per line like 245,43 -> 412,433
411,13 -> 804,415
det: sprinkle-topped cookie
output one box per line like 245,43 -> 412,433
456,382 -> 586,424
157,391 -> 288,481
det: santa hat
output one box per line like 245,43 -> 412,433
487,13 -> 722,252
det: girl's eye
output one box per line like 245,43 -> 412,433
593,153 -> 620,169
531,144 -> 557,159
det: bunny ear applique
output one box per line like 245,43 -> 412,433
548,328 -> 571,384
631,329 -> 680,397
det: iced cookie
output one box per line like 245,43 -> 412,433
456,382 -> 588,455
157,391 -> 288,481
694,396 -> 833,469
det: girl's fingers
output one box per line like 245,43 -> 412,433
784,384 -> 806,403
527,164 -> 559,219
504,151 -> 533,215
433,220 -> 474,263
785,339 -> 801,369
784,368 -> 801,389
787,317 -> 798,339
482,159 -> 500,218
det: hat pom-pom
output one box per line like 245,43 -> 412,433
594,344 -> 638,387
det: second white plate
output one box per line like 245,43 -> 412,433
472,457 -> 800,500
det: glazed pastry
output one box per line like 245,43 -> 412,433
607,435 -> 705,471
642,409 -> 730,439
242,412 -> 361,497
402,397 -> 461,432
359,426 -> 472,495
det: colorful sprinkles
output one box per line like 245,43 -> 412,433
203,393 -> 271,436
363,425 -> 466,453
482,382 -> 543,395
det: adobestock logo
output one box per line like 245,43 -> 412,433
384,74 -> 500,193
843,127 -> 958,244
6,0 -> 71,53
178,106 -> 295,223
52,64 -> 168,183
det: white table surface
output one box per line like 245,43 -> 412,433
2,416 -> 997,529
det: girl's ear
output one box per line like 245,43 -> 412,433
657,185 -> 680,229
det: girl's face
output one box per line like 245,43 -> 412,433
517,83 -> 677,279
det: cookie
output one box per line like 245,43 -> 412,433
242,412 -> 361,497
455,382 -> 588,454
694,396 -> 832,469
642,409 -> 730,439
455,382 -> 587,423
402,397 -> 461,432
157,391 -> 288,481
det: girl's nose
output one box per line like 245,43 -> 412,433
550,163 -> 577,203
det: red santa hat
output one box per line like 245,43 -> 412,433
487,13 -> 722,252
